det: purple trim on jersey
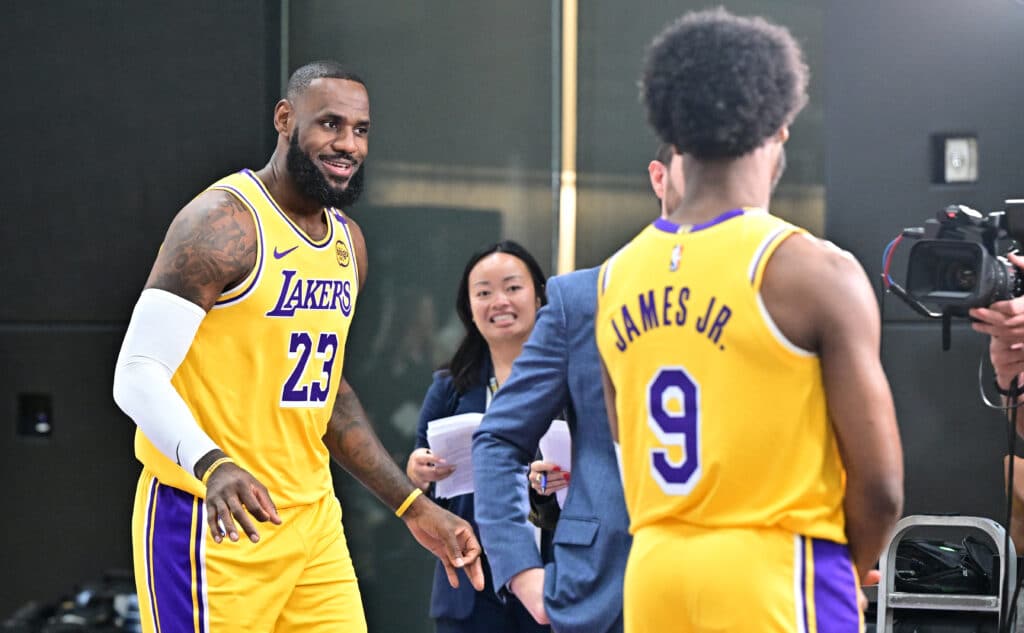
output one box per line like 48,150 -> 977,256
242,169 -> 333,249
143,479 -> 161,633
811,539 -> 859,633
749,227 -> 788,285
213,183 -> 265,308
652,209 -> 746,234
653,217 -> 683,234
799,536 -> 810,633
600,260 -> 613,294
330,207 -> 348,224
150,484 -> 201,633
338,214 -> 359,293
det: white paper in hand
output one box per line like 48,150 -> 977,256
538,419 -> 572,508
426,412 -> 483,499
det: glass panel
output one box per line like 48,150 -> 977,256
575,0 -> 827,270
288,3 -> 554,631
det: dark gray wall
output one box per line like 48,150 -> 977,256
825,0 -> 1024,520
5,0 -> 1024,623
575,0 -> 827,269
0,1 -> 279,616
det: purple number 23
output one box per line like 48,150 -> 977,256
281,331 -> 339,407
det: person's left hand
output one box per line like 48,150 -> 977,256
529,460 -> 569,496
402,495 -> 484,590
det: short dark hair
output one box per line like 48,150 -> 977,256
640,8 -> 808,161
447,241 -> 547,394
286,60 -> 366,100
654,142 -> 674,167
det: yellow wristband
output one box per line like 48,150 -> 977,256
395,488 -> 423,518
200,457 -> 234,486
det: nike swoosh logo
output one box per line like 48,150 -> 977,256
273,245 -> 299,259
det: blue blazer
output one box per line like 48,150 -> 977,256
472,268 -> 632,633
414,365 -> 493,620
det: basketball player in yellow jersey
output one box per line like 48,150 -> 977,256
113,61 -> 483,633
596,11 -> 904,633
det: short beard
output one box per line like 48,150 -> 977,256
286,131 -> 365,209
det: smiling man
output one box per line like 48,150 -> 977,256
113,60 -> 483,633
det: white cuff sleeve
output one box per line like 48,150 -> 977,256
113,288 -> 220,478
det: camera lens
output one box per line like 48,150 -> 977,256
939,261 -> 977,291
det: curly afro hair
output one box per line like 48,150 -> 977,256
641,8 -> 809,161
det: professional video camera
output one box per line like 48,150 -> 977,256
883,199 -> 1024,349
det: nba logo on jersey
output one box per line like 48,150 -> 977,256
669,244 -> 682,272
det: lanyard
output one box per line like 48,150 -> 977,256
486,376 -> 498,410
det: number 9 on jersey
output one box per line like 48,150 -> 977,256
647,367 -> 701,494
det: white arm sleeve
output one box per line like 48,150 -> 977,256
113,288 -> 221,479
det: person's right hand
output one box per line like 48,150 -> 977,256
970,254 -> 1024,340
204,462 -> 281,544
529,460 -> 569,496
509,567 -> 549,625
406,447 -> 456,490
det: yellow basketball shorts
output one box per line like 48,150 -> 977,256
131,470 -> 366,633
624,524 -> 862,633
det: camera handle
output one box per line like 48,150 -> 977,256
882,281 -> 956,350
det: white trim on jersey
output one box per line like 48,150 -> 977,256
749,228 -> 816,357
755,292 -> 816,358
747,226 -> 788,285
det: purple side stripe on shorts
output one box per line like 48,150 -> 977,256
151,484 -> 202,633
192,501 -> 206,633
812,538 -> 860,633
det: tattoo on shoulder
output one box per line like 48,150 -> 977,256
147,191 -> 257,307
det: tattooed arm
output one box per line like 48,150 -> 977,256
114,190 -> 281,544
324,379 -> 483,590
144,189 -> 258,311
324,381 -> 418,508
323,217 -> 483,590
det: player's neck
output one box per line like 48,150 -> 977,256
253,159 -> 321,219
666,156 -> 772,225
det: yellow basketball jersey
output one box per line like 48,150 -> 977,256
135,169 -> 359,508
596,209 -> 846,543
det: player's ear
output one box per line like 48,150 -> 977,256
647,160 -> 666,201
273,99 -> 293,137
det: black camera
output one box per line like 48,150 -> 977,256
904,203 -> 1024,317
884,200 -> 1024,348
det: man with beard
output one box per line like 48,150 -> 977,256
112,60 -> 483,633
596,10 -> 903,632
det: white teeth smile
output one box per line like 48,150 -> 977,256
491,314 -> 515,323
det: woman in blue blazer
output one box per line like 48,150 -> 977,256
407,241 -> 551,633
